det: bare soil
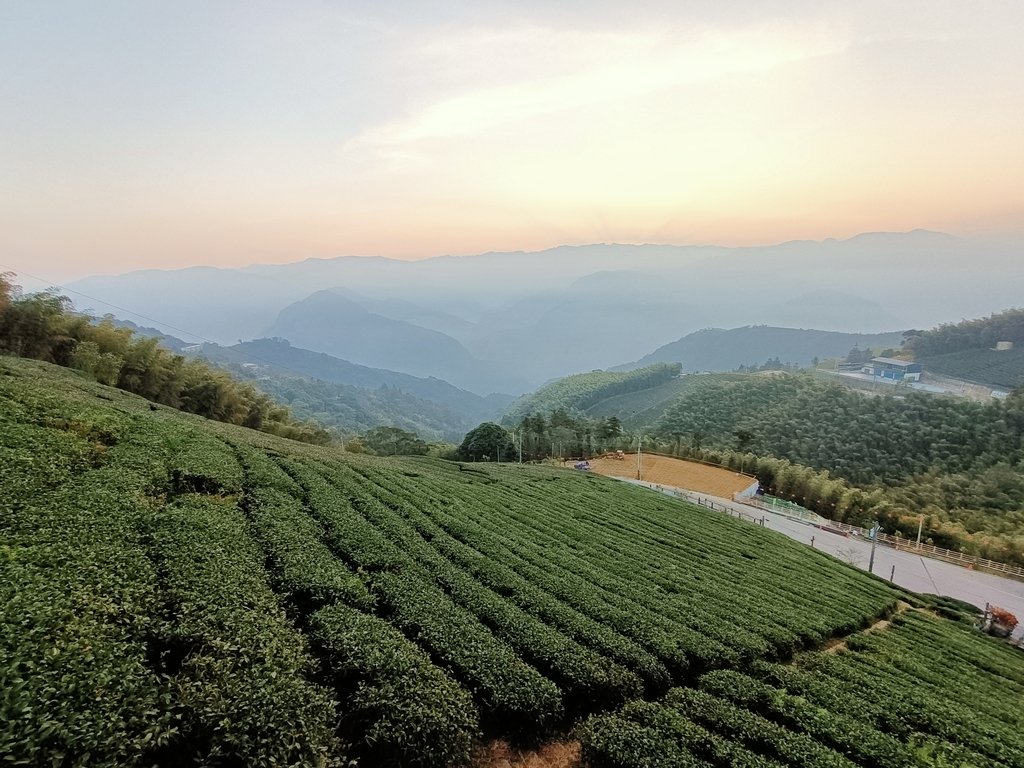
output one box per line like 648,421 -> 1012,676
474,740 -> 581,768
587,454 -> 756,498
824,600 -> 911,654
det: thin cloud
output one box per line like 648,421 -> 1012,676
342,23 -> 848,168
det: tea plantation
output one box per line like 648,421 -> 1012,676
2,356 -> 1022,767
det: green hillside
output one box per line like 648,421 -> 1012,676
650,373 -> 1024,562
918,347 -> 1024,390
206,338 -> 513,422
905,307 -> 1024,388
217,364 -> 479,442
194,339 -> 513,441
584,373 -> 748,428
581,610 -> 1024,768
3,356 -> 1023,766
906,307 -> 1024,356
623,325 -> 906,372
503,363 -> 681,423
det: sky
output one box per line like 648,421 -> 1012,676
2,0 -> 1023,282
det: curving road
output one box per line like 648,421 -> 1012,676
622,478 -> 1024,641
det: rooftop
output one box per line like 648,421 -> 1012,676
871,357 -> 916,367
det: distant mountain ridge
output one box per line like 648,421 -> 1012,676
619,326 -> 908,372
64,231 -> 1024,392
264,291 -> 521,395
197,338 -> 513,427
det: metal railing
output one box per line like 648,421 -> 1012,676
742,496 -> 1024,581
626,477 -> 1024,582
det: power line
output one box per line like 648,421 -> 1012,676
0,262 -> 348,389
0,262 -> 221,346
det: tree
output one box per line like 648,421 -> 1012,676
597,416 -> 623,441
0,272 -> 14,312
457,422 -> 515,462
845,346 -> 873,365
361,426 -> 429,456
733,429 -> 754,452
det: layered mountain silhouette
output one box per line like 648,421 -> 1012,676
209,338 -> 512,423
66,231 -> 1024,393
264,291 -> 520,395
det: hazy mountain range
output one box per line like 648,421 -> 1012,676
68,231 -> 1023,394
199,338 -> 511,425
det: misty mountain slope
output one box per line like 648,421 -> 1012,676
70,266 -> 297,343
622,325 -> 907,372
264,291 -> 520,394
468,271 -> 703,382
220,364 -> 481,441
201,338 -> 512,424
768,291 -> 908,332
64,233 -> 1024,392
326,288 -> 481,341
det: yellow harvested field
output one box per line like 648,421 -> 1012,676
587,454 -> 757,498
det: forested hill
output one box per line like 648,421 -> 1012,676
0,276 -> 327,443
196,338 -> 512,430
905,307 -> 1024,389
621,325 -> 906,372
217,365 -> 481,442
653,373 -> 1024,562
906,307 -> 1024,356
502,363 -> 681,423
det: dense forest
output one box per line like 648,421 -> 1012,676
198,338 -> 512,424
653,374 -> 1024,563
503,363 -> 681,424
902,307 -> 1024,389
0,276 -> 328,443
904,307 -> 1024,356
217,364 -> 476,442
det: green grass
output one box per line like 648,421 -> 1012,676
2,356 -> 1021,767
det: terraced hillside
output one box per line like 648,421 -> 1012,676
2,356 -> 1023,767
918,347 -> 1024,390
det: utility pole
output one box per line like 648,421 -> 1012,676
637,434 -> 642,481
868,522 -> 879,574
916,514 -> 924,548
518,430 -> 523,464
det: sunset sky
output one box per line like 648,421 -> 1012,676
2,1 -> 1023,282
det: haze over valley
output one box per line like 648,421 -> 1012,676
66,230 -> 1023,394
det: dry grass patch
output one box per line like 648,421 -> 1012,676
475,740 -> 581,768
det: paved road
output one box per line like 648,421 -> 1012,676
625,478 -> 1024,641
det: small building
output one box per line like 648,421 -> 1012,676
996,341 -> 1014,351
861,357 -> 922,382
